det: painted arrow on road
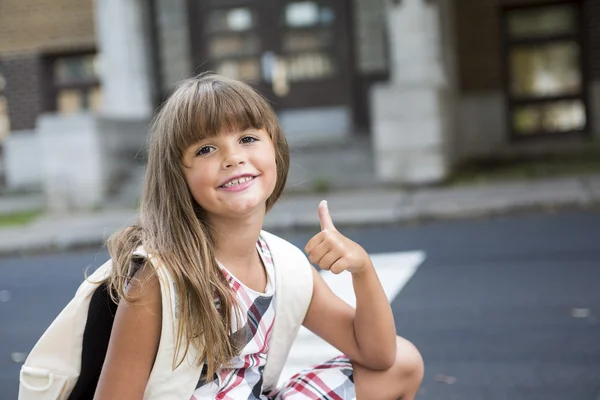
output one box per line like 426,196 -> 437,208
279,250 -> 426,384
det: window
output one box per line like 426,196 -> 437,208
44,51 -> 102,115
202,2 -> 338,84
0,67 -> 9,142
205,7 -> 262,82
282,1 -> 337,82
503,3 -> 587,138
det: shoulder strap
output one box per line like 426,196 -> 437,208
133,247 -> 203,399
260,231 -> 314,391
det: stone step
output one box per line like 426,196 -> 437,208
0,192 -> 43,214
103,164 -> 146,210
286,136 -> 375,192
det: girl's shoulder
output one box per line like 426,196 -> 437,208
259,230 -> 308,262
259,231 -> 313,286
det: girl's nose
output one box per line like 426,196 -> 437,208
222,150 -> 246,169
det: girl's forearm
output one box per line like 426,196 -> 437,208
352,260 -> 397,370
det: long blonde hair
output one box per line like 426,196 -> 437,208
105,74 -> 290,378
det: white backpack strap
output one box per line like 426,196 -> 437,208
135,247 -> 203,399
260,231 -> 314,391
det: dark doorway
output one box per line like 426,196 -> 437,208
188,0 -> 353,111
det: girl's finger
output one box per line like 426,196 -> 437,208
318,200 -> 336,232
330,258 -> 348,274
307,240 -> 332,265
318,250 -> 342,271
304,231 -> 326,254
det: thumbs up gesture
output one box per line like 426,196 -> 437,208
304,200 -> 371,275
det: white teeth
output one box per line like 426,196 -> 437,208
223,176 -> 253,188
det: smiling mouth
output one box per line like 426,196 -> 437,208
219,176 -> 256,189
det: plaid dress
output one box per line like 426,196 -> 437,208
190,236 -> 356,400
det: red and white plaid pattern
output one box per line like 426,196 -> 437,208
269,356 -> 355,400
191,236 -> 276,399
191,236 -> 355,399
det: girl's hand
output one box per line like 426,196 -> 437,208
305,200 -> 371,275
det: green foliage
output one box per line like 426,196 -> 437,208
0,210 -> 42,227
312,176 -> 331,193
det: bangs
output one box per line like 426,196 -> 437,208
169,77 -> 275,153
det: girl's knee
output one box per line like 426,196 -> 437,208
394,336 -> 424,382
352,338 -> 423,400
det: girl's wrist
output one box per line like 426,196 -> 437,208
350,259 -> 374,277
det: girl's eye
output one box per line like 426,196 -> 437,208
196,145 -> 215,156
241,136 -> 257,144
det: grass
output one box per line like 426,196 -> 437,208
449,146 -> 600,185
312,176 -> 332,193
0,210 -> 42,227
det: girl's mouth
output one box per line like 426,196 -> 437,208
219,176 -> 257,191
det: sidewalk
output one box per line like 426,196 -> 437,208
0,174 -> 599,256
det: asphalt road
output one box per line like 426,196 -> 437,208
1,210 -> 599,399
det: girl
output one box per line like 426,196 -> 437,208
29,75 -> 423,400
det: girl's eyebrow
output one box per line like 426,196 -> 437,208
191,127 -> 256,149
192,134 -> 219,145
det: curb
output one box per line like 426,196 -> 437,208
265,198 -> 599,232
1,197 -> 597,258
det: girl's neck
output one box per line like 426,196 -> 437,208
208,212 -> 264,266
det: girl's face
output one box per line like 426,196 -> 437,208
182,128 -> 278,221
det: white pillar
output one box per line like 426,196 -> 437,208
371,0 -> 455,185
94,0 -> 154,118
38,114 -> 107,212
388,0 -> 444,86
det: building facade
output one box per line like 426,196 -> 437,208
0,0 -> 598,208
454,0 -> 600,158
0,0 -> 100,189
0,0 -> 99,131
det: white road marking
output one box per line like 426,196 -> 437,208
0,290 -> 11,302
278,251 -> 426,385
11,352 -> 27,363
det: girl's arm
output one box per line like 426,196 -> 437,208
302,201 -> 397,370
94,265 -> 162,400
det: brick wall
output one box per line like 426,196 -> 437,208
454,0 -> 599,93
453,0 -> 503,92
584,0 -> 600,80
0,0 -> 95,54
0,0 -> 96,133
0,55 -> 42,131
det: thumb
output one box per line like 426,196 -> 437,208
318,200 -> 335,231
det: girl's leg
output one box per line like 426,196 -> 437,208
353,336 -> 424,400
